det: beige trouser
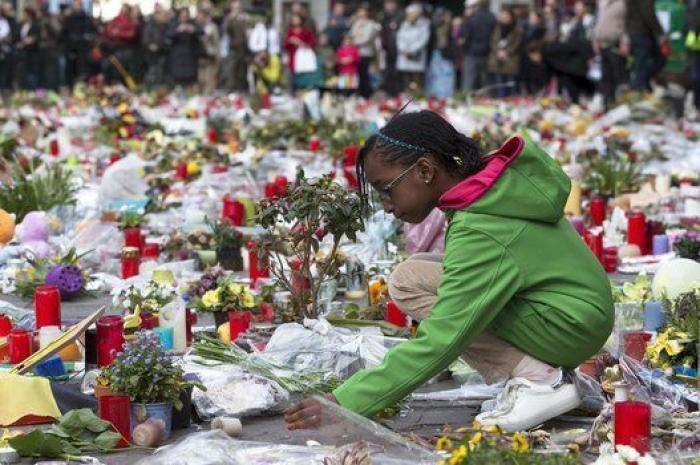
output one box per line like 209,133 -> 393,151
389,253 -> 556,385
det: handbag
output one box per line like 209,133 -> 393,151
294,47 -> 317,73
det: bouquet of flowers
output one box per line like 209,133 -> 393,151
14,248 -> 91,299
101,331 -> 203,408
188,274 -> 256,314
111,281 -> 177,313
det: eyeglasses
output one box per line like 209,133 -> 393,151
376,162 -> 419,199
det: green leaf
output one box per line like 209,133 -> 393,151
93,431 -> 123,451
8,430 -> 66,458
78,408 -> 111,433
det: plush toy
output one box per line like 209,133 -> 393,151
16,211 -> 50,258
0,209 -> 16,245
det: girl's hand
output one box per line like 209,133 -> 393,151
284,393 -> 338,430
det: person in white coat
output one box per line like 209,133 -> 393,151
396,4 -> 430,92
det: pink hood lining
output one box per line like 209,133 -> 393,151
438,135 -> 525,211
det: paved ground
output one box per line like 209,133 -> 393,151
5,293 -> 596,464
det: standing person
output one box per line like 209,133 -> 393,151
17,8 -> 40,89
288,1 -> 316,35
380,0 -> 401,97
317,32 -> 337,86
61,0 -> 94,88
396,4 -> 430,92
426,7 -> 455,99
349,5 -> 379,99
103,4 -> 139,84
625,0 -> 666,92
285,110 -> 614,433
167,8 -> 201,89
451,15 -> 464,88
686,2 -> 700,113
283,12 -> 316,91
0,1 -> 19,94
461,0 -> 497,93
521,10 -> 547,94
543,0 -> 561,43
197,3 -> 220,94
224,0 -> 248,92
324,2 -> 348,51
336,33 -> 359,93
488,7 -> 523,98
38,7 -> 61,90
593,0 -> 627,110
142,3 -> 170,88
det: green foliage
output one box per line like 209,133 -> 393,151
583,138 -> 645,197
673,234 -> 700,261
256,172 -> 364,319
119,211 -> 145,230
101,331 -> 204,407
0,162 -> 78,222
207,216 -> 244,252
8,409 -> 122,459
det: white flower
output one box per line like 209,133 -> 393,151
616,445 -> 640,462
637,455 -> 656,465
593,453 -> 627,465
122,299 -> 131,309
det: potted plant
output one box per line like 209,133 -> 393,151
256,172 -> 364,320
111,281 -> 177,330
207,217 -> 244,272
119,211 -> 145,252
101,331 -> 203,442
189,276 -> 257,339
186,229 -> 217,270
184,267 -> 227,327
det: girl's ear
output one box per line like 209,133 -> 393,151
416,157 -> 436,184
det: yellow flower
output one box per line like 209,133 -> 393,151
122,113 -> 136,125
202,289 -> 221,308
435,436 -> 453,451
241,292 -> 255,309
118,126 -> 129,138
468,432 -> 483,451
511,432 -> 529,453
471,420 -> 482,430
117,102 -> 129,114
448,445 -> 468,465
482,424 -> 504,435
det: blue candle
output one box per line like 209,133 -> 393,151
652,235 -> 669,255
153,327 -> 174,350
643,301 -> 666,332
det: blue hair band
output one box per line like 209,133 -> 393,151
375,131 -> 428,152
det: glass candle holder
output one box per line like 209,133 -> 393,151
222,196 -> 245,226
0,313 -> 13,337
96,315 -> 124,367
589,197 -> 606,226
123,228 -> 143,252
628,212 -> 647,254
34,284 -> 62,329
9,328 -> 32,364
121,247 -> 140,279
614,399 -> 651,455
99,395 -> 131,448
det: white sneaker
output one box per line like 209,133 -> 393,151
475,377 -> 581,432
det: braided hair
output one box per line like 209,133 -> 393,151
356,110 -> 484,207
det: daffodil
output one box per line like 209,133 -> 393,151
241,292 -> 255,309
202,289 -> 221,309
511,432 -> 529,453
448,445 -> 468,465
435,436 -> 453,451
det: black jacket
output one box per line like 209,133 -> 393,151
381,11 -> 401,57
61,10 -> 95,48
462,8 -> 497,57
625,0 -> 663,39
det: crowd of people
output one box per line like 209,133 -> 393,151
0,0 -> 698,112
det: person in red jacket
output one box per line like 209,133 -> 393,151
335,34 -> 359,93
104,4 -> 140,84
284,13 -> 316,90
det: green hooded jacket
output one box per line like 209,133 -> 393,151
333,135 -> 614,417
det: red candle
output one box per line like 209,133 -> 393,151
604,247 -> 618,273
260,92 -> 271,109
96,315 -> 124,367
385,300 -> 410,327
142,243 -> 160,260
207,127 -> 218,144
584,229 -> 604,263
9,328 -> 32,364
185,308 -> 197,347
228,311 -> 252,341
614,400 -> 651,455
623,331 -> 651,362
222,196 -> 245,226
589,197 -> 606,226
0,314 -> 11,337
99,395 -> 131,448
309,138 -> 321,153
123,227 -> 143,251
628,212 -> 647,254
121,247 -> 140,279
49,139 -> 60,157
34,285 -> 62,329
247,240 -> 269,287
